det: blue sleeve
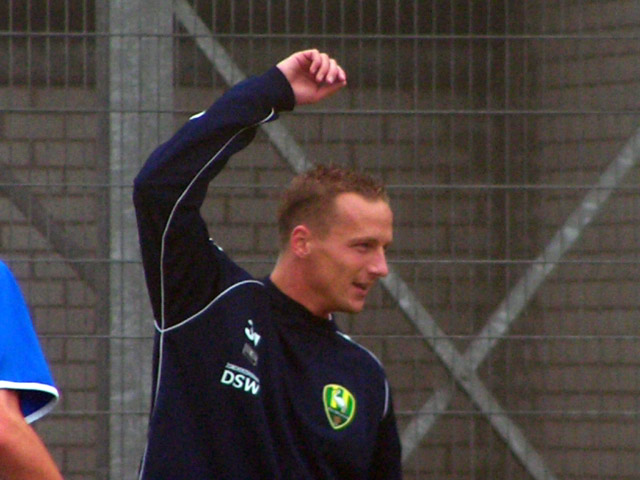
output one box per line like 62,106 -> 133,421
133,66 -> 295,329
0,261 -> 59,423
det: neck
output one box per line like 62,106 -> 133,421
270,256 -> 329,319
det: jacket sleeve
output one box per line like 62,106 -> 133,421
133,66 -> 295,329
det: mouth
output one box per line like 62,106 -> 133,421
352,282 -> 370,295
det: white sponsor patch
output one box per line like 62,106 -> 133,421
220,362 -> 261,395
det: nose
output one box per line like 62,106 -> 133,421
369,248 -> 389,278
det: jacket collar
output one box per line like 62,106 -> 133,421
263,277 -> 338,333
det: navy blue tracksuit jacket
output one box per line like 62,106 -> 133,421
133,65 -> 402,479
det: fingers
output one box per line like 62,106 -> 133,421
306,50 -> 347,85
277,49 -> 347,105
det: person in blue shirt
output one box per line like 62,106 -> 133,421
0,260 -> 62,480
134,49 -> 402,479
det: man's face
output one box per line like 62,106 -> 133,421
305,192 -> 393,317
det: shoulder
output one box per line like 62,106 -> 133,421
161,276 -> 267,333
334,331 -> 386,374
332,331 -> 394,419
0,260 -> 17,287
216,277 -> 267,304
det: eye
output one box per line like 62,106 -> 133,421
353,242 -> 372,253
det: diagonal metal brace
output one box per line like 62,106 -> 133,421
173,0 -> 313,174
401,126 -> 640,468
0,167 -> 101,290
384,271 -> 558,480
174,3 -> 562,479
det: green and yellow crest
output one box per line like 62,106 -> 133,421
323,384 -> 356,430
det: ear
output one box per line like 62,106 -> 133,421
290,225 -> 312,258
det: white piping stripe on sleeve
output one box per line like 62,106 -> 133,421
383,378 -> 390,418
0,381 -> 59,424
139,108 -> 276,477
156,279 -> 264,333
157,108 -> 276,331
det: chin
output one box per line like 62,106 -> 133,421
331,294 -> 367,314
333,304 -> 362,315
346,302 -> 365,314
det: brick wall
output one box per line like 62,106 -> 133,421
2,1 -> 640,479
525,1 -> 640,479
0,85 -> 108,479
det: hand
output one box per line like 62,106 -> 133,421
276,49 -> 347,105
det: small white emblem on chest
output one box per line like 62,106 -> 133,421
244,319 -> 261,347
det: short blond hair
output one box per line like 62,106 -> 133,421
276,164 -> 388,249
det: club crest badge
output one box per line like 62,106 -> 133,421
323,384 -> 356,430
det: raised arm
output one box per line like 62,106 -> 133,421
133,65 -> 293,327
134,49 -> 346,329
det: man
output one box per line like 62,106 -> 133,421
0,260 -> 62,480
134,49 -> 402,479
